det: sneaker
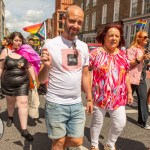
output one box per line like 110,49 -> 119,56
104,144 -> 116,150
137,122 -> 150,130
6,117 -> 13,127
91,146 -> 99,150
148,105 -> 150,112
143,125 -> 150,130
0,94 -> 5,99
21,130 -> 33,141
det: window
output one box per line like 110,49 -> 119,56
148,22 -> 150,49
85,15 -> 89,31
125,25 -> 128,39
148,22 -> 150,38
58,31 -> 62,35
130,0 -> 138,17
129,24 -> 138,43
59,22 -> 63,29
93,0 -> 97,6
81,3 -> 83,10
102,4 -> 107,24
113,0 -> 120,21
143,0 -> 150,14
59,13 -> 64,20
92,12 -> 96,29
86,0 -> 90,10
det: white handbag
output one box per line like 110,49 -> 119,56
28,88 -> 40,119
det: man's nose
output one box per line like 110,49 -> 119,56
73,21 -> 79,28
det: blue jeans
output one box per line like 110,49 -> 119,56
45,101 -> 86,139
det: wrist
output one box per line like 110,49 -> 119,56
33,80 -> 36,84
128,93 -> 132,95
87,99 -> 93,102
135,58 -> 140,64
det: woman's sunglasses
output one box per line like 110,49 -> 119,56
139,36 -> 149,39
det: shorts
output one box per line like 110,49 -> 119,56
45,101 -> 86,139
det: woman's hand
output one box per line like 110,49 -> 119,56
143,53 -> 150,60
33,80 -> 37,88
136,53 -> 150,64
127,93 -> 133,105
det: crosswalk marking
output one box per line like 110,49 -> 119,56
125,109 -> 138,113
79,146 -> 88,150
84,107 -> 138,114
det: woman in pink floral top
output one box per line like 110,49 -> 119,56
89,24 -> 133,150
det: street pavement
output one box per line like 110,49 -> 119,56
0,91 -> 150,150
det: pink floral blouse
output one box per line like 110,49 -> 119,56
89,47 -> 130,110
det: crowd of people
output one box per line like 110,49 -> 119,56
0,4 -> 150,150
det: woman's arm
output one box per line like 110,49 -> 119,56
0,48 -> 7,77
27,63 -> 36,86
126,73 -> 133,105
127,47 -> 150,67
0,60 -> 4,77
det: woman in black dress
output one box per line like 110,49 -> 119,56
0,32 -> 40,141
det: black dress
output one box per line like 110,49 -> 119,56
1,56 -> 29,96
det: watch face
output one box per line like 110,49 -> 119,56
67,54 -> 78,66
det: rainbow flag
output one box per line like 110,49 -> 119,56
35,23 -> 46,40
135,19 -> 147,27
23,23 -> 46,40
23,23 -> 43,34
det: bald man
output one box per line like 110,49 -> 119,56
38,5 -> 93,150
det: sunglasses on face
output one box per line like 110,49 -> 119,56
139,36 -> 149,39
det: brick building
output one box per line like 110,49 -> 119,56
73,0 -> 150,48
45,18 -> 53,39
74,0 -> 98,43
52,0 -> 73,37
0,0 -> 6,41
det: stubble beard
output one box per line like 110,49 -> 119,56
65,25 -> 79,38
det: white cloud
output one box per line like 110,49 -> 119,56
4,0 -> 55,37
5,10 -> 12,21
24,10 -> 44,22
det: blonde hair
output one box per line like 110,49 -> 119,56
130,30 -> 148,48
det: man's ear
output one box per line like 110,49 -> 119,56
62,15 -> 66,24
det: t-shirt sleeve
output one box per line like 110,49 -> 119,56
127,47 -> 137,61
82,44 -> 89,66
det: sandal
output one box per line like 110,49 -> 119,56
104,144 -> 116,150
91,145 -> 99,150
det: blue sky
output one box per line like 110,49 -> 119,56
4,0 -> 55,37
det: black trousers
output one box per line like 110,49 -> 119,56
131,80 -> 149,126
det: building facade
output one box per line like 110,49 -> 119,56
74,0 -> 150,48
45,18 -> 53,39
74,0 -> 98,43
0,0 -> 5,41
52,0 -> 73,37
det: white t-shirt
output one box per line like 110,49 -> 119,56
44,36 -> 89,105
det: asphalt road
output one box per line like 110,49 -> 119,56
0,92 -> 150,150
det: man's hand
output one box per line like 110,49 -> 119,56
41,48 -> 51,68
86,101 -> 93,115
